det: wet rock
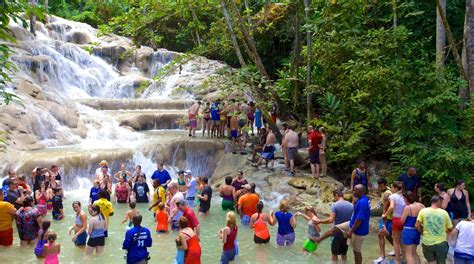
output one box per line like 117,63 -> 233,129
67,30 -> 92,44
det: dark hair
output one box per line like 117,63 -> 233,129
250,183 -> 256,193
40,220 -> 51,241
282,123 -> 289,130
403,191 -> 417,204
130,201 -> 136,209
90,204 -> 101,214
435,182 -> 446,192
72,201 -> 81,207
333,189 -> 344,197
392,181 -> 404,191
98,189 -> 108,199
23,196 -> 34,207
132,214 -> 142,227
456,179 -> 465,187
136,165 -> 142,169
256,201 -> 264,214
51,165 -> 58,169
153,179 -> 161,185
53,188 -> 61,194
377,178 -> 388,185
178,217 -> 189,229
225,176 -> 232,185
202,176 -> 209,184
47,232 -> 57,242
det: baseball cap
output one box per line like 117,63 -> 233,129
242,184 -> 251,190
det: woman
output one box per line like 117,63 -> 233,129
434,183 -> 453,218
34,220 -> 51,258
401,191 -> 424,264
202,102 -> 211,137
69,201 -> 88,247
100,175 -> 112,201
219,211 -> 238,264
177,172 -> 188,193
43,232 -> 60,264
114,176 -> 130,203
250,201 -> 271,244
16,196 -> 42,246
350,160 -> 371,192
35,182 -> 49,216
254,108 -> 262,134
452,217 -> 474,263
220,176 -> 235,211
176,217 -> 201,264
448,179 -> 471,225
383,181 -> 406,264
269,200 -> 297,246
318,127 -> 327,177
296,207 -> 321,253
85,204 -> 107,255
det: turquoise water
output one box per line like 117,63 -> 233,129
0,193 -> 382,264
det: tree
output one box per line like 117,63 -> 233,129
220,0 -> 246,68
304,0 -> 312,123
436,0 -> 446,74
463,0 -> 474,101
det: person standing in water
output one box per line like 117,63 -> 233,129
69,201 -> 87,247
250,201 -> 271,244
43,232 -> 60,264
296,207 -> 321,253
133,175 -> 150,203
219,211 -> 239,264
151,163 -> 172,190
121,202 -> 139,228
149,179 -> 166,217
383,181 -> 406,264
185,170 -> 196,208
220,176 -> 235,211
85,204 -> 107,255
237,184 -> 259,226
176,217 -> 201,264
269,200 -> 297,247
350,160 -> 371,193
400,191 -> 424,264
374,178 -> 394,263
0,189 -> 17,247
188,101 -> 200,138
122,214 -> 152,264
113,164 -> 132,183
197,176 -> 212,216
93,190 -> 114,237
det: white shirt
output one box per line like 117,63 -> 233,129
170,192 -> 184,221
455,220 -> 474,256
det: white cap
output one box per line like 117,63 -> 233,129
185,169 -> 192,175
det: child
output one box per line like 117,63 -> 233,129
155,202 -> 169,233
121,202 -> 139,228
296,207 -> 321,253
34,220 -> 51,258
89,180 -> 100,204
174,237 -> 185,264
43,232 -> 60,264
52,188 -> 64,220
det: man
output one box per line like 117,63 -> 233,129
237,184 -> 260,226
176,200 -> 201,239
185,170 -> 197,207
122,214 -> 152,264
0,189 -> 16,247
197,176 -> 212,215
6,179 -> 24,210
167,183 -> 184,231
229,112 -> 240,154
148,179 -> 166,215
188,101 -> 200,138
374,178 -> 394,263
17,175 -> 32,196
252,126 -> 276,168
2,169 -> 16,187
132,165 -> 146,183
307,126 -> 322,178
114,163 -> 133,182
314,190 -> 354,263
50,165 -> 61,182
93,190 -> 114,236
133,175 -> 150,203
397,167 -> 421,200
282,123 -> 299,176
151,162 -> 171,190
250,127 -> 267,162
416,195 -> 453,264
316,185 -> 370,264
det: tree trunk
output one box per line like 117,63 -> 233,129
462,0 -> 474,101
436,0 -> 446,74
220,0 -> 247,67
392,0 -> 398,28
29,0 -> 38,36
243,0 -> 252,26
44,0 -> 49,23
291,4 -> 302,112
264,0 -> 270,25
436,0 -> 468,82
190,6 -> 202,46
303,0 -> 312,123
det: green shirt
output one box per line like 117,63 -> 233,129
417,207 -> 453,246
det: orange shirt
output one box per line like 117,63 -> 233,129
156,210 -> 169,232
238,193 -> 259,217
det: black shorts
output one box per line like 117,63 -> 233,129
87,236 -> 105,247
254,235 -> 270,244
199,204 -> 210,213
309,150 -> 320,164
331,234 -> 348,256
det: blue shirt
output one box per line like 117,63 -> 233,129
123,226 -> 152,264
275,211 -> 295,235
151,169 -> 171,188
350,195 -> 370,236
397,173 -> 420,193
210,103 -> 220,121
89,187 -> 100,204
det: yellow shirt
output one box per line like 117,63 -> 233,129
151,186 -> 166,212
417,207 -> 453,246
0,201 -> 15,231
381,188 -> 393,220
94,198 -> 114,221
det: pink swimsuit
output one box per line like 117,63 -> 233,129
44,244 -> 59,264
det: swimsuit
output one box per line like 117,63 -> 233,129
451,190 -> 469,219
402,205 -> 420,245
221,194 -> 234,211
253,214 -> 270,244
115,184 -> 128,203
353,168 -> 368,189
74,213 -> 87,246
37,193 -> 47,216
43,243 -> 59,264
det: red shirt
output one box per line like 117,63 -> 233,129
308,131 -> 322,152
183,207 -> 199,229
